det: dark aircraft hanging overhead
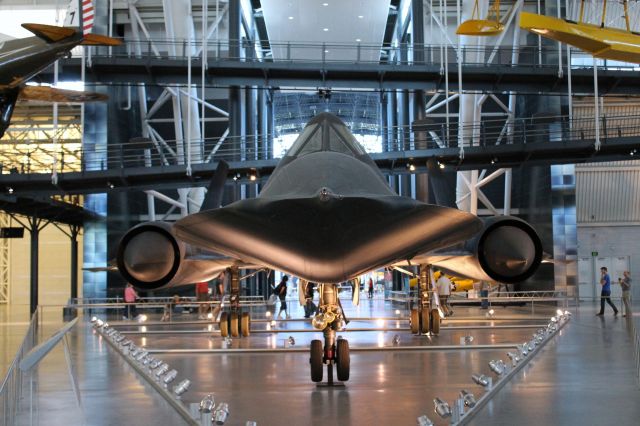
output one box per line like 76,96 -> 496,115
114,112 -> 543,384
0,0 -> 121,138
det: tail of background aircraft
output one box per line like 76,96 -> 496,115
64,0 -> 94,35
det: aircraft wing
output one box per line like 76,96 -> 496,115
19,85 -> 108,103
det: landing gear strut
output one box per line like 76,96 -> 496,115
409,264 -> 441,335
219,267 -> 251,338
309,283 -> 350,386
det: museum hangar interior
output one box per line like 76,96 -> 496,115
0,0 -> 639,425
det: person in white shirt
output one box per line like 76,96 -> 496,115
436,271 -> 453,317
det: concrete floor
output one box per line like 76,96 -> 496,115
3,298 -> 640,425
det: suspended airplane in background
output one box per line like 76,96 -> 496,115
520,0 -> 640,63
114,112 -> 543,384
0,0 -> 121,138
457,0 -> 505,36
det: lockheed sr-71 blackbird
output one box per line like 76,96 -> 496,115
116,113 -> 542,383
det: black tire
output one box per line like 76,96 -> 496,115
219,312 -> 229,337
431,308 -> 440,335
310,340 -> 323,382
241,312 -> 251,337
410,308 -> 419,334
420,309 -> 430,334
230,312 -> 239,337
336,339 -> 350,381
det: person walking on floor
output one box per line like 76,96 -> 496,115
196,281 -> 210,320
436,271 -> 453,317
620,270 -> 632,317
368,277 -> 374,299
123,283 -> 139,320
596,266 -> 618,316
274,275 -> 290,319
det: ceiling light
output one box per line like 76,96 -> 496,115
323,28 -> 329,31
490,157 -> 497,165
288,16 -> 294,20
322,2 -> 329,6
437,161 -> 445,169
407,163 -> 415,172
355,38 -> 361,42
7,187 -> 13,194
324,49 -> 329,53
358,15 -> 364,19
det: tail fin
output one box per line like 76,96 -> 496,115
64,0 -> 94,35
200,160 -> 230,211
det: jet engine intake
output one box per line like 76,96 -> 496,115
473,217 -> 543,284
116,222 -> 221,290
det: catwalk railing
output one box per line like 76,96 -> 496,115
0,311 -> 38,426
86,39 -> 640,71
3,113 -> 638,177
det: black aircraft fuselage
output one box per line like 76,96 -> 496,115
173,113 -> 483,283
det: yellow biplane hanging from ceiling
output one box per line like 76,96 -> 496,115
457,0 -> 504,36
520,0 -> 640,63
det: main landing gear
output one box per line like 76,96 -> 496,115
409,265 -> 441,335
219,267 -> 251,338
309,283 -> 350,386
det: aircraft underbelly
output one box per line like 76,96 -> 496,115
174,196 -> 482,283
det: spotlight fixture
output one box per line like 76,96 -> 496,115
323,28 -> 329,32
288,16 -> 294,20
490,157 -> 497,165
173,379 -> 191,396
460,390 -> 477,408
163,369 -> 178,384
358,15 -> 364,18
488,359 -> 505,375
7,187 -> 14,194
355,38 -> 361,42
248,170 -> 257,181
438,161 -> 445,169
433,397 -> 452,418
417,415 -> 434,426
507,351 -> 520,365
407,163 -> 416,172
155,363 -> 170,377
108,182 -> 115,189
471,374 -> 490,387
631,149 -> 637,156
213,402 -> 229,425
199,394 -> 215,413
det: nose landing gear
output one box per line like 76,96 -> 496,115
218,267 -> 252,338
309,284 -> 350,386
409,265 -> 442,335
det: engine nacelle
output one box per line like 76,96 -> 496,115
116,222 -> 223,290
468,216 -> 543,284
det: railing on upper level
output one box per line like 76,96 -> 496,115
87,39 -> 640,71
2,112 -> 639,177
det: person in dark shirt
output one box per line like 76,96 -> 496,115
596,266 -> 618,316
304,282 -> 317,318
274,275 -> 290,319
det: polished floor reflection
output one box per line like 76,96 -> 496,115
5,298 -> 640,425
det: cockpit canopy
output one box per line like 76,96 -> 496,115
285,113 -> 367,159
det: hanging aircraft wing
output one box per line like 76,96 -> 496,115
520,12 -> 640,63
19,85 -> 107,103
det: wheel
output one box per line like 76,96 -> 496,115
420,309 -> 430,334
310,339 -> 323,382
410,308 -> 419,334
336,339 -> 350,381
219,312 -> 229,337
230,312 -> 239,337
430,308 -> 440,335
241,312 -> 251,337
